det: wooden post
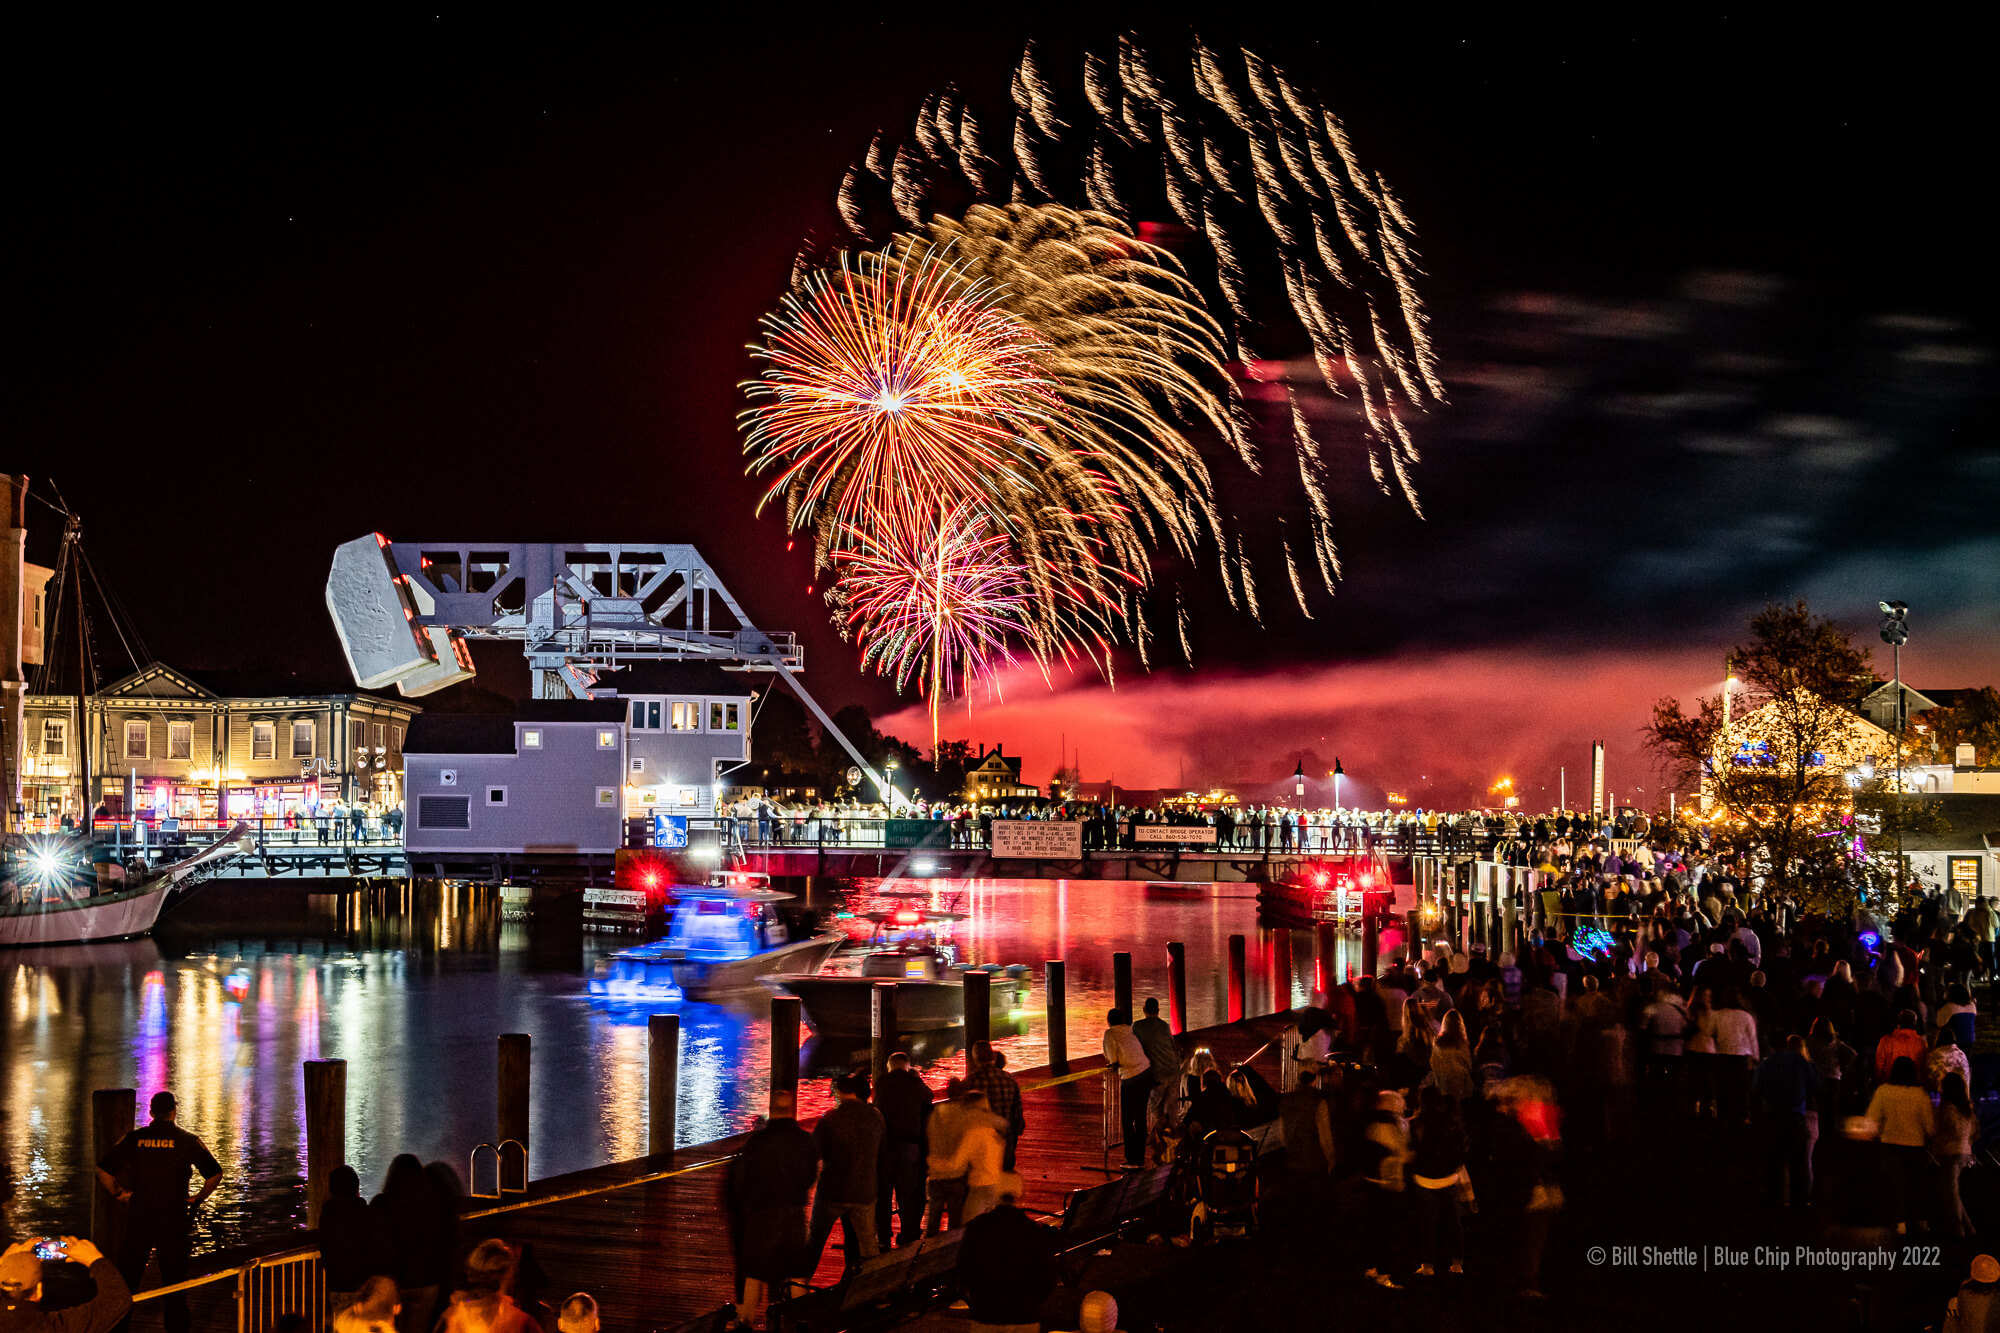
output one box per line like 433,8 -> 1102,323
90,1088 -> 135,1251
1227,934 -> 1246,1022
962,969 -> 991,1074
1166,942 -> 1188,1033
870,982 -> 899,1089
1112,951 -> 1132,1019
1362,911 -> 1380,977
302,1059 -> 346,1227
647,1014 -> 679,1160
1045,961 -> 1068,1075
1314,922 -> 1336,995
1406,909 -> 1423,966
1271,928 -> 1294,1012
498,1033 -> 530,1192
769,995 -> 801,1112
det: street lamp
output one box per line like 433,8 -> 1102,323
1292,761 -> 1305,812
1332,757 -> 1344,812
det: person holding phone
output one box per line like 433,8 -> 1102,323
94,1092 -> 222,1333
0,1235 -> 131,1333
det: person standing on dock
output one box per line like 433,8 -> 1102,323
805,1074 -> 883,1279
965,1043 -> 1024,1172
95,1092 -> 220,1333
726,1090 -> 817,1329
1132,1000 -> 1181,1157
1101,1010 -> 1154,1171
872,1054 -> 931,1249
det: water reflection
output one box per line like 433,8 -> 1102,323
1,877 -> 1362,1244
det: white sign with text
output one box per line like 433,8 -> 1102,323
990,820 -> 1084,859
1133,824 -> 1219,845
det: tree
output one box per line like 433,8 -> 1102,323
1646,600 -> 1893,912
1922,687 -> 2000,767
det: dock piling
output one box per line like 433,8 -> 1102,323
1166,942 -> 1188,1034
1271,929 -> 1293,1012
302,1060 -> 346,1227
498,1033 -> 530,1192
1046,961 -> 1069,1075
1314,922 -> 1335,994
962,969 -> 991,1073
90,1088 -> 135,1251
769,995 -> 802,1112
1227,934 -> 1246,1022
1112,951 -> 1132,1019
870,982 -> 899,1088
647,1014 -> 679,1160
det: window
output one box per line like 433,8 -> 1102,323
251,722 -> 276,761
41,719 -> 65,758
522,729 -> 543,749
124,720 -> 148,760
292,721 -> 315,759
391,726 -> 403,752
486,786 -> 508,806
597,729 -> 618,749
417,795 -> 471,829
372,723 -> 386,751
670,702 -> 699,731
351,720 -> 365,755
630,700 -> 662,731
630,757 -> 646,772
709,702 -> 740,731
168,722 -> 193,761
595,787 -> 617,808
678,788 -> 699,807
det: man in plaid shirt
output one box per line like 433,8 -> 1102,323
965,1042 -> 1025,1171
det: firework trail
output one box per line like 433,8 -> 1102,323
836,34 -> 1442,625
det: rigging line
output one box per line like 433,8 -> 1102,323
77,540 -> 156,681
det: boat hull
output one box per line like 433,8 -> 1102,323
675,933 -> 845,998
764,968 -> 1033,1035
0,882 -> 170,947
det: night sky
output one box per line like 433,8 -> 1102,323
11,11 -> 1996,807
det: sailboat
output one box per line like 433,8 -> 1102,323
1,481 -> 253,945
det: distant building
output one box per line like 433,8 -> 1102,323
963,744 -> 1038,801
586,662 -> 758,819
21,661 -> 418,822
402,700 -> 628,855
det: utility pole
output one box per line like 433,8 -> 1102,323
1880,602 -> 1910,896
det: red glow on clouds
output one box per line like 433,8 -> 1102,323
879,635 -> 1997,811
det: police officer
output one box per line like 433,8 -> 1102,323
93,1093 -> 221,1333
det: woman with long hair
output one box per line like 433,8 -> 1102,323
1430,1010 -> 1476,1104
1865,1056 -> 1937,1231
1932,1072 -> 1979,1237
1685,988 -> 1718,1120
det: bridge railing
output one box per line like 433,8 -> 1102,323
712,814 -> 1514,857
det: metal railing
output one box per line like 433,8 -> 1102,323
713,813 -> 1509,856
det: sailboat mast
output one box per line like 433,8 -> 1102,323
68,520 -> 90,823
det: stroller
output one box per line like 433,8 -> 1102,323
1185,1127 -> 1260,1243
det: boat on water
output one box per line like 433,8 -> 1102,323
0,824 -> 254,948
762,946 -> 1034,1035
588,874 -> 843,1004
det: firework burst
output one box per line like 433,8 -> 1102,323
837,35 -> 1444,625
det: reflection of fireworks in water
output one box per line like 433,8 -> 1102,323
839,35 -> 1444,613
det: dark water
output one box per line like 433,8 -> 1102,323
1,878 -> 1368,1244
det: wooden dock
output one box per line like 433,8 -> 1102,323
453,1013 -> 1290,1330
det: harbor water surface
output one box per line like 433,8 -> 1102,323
2,877 -> 1365,1242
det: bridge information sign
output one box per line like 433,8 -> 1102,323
991,820 -> 1084,859
885,819 -> 952,850
652,814 -> 688,849
1133,824 -> 1218,846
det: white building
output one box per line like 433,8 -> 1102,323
402,700 -> 628,855
586,663 -> 757,820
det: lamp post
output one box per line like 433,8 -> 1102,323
1292,761 -> 1305,813
1332,757 -> 1344,812
1880,601 -> 1910,894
